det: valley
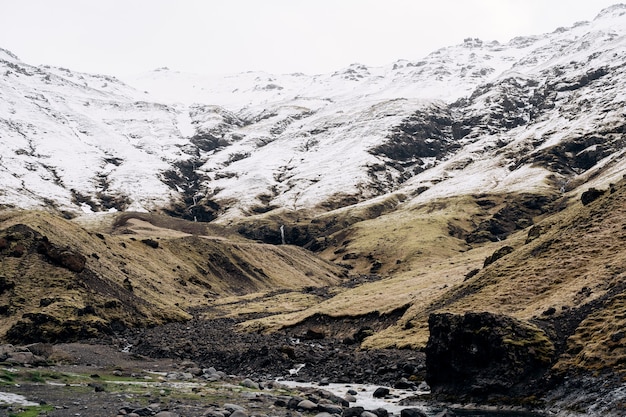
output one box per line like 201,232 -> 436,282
1,4 -> 626,417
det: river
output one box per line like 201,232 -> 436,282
278,380 -> 545,417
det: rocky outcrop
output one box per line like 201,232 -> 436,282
581,187 -> 606,206
483,245 -> 514,267
0,343 -> 51,365
425,312 -> 554,401
37,236 -> 86,272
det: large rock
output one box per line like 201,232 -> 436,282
400,409 -> 428,417
425,312 -> 554,400
373,387 -> 390,398
37,237 -> 86,272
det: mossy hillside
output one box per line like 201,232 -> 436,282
238,178 -> 626,373
238,195 -> 513,339
230,191 -> 548,340
394,179 -> 626,373
0,210 -> 343,342
231,192 -> 407,249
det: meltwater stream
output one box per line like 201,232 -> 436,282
278,381 -> 545,417
279,380 -> 430,415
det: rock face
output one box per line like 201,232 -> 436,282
425,312 -> 555,400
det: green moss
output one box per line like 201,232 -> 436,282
25,371 -> 45,383
0,369 -> 16,384
8,405 -> 54,417
502,326 -> 555,365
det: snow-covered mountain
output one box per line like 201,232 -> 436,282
1,4 -> 626,221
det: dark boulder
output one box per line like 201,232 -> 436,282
483,245 -> 514,267
373,387 -> 390,398
343,407 -> 365,417
425,312 -> 554,400
394,377 -> 415,389
371,408 -> 389,417
37,237 -> 86,272
581,187 -> 605,206
400,408 -> 428,417
141,238 -> 159,248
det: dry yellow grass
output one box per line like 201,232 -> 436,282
0,210 -> 343,341
238,195 -> 511,342
386,180 -> 626,373
204,290 -> 334,319
238,180 -> 626,378
2,177 -> 624,375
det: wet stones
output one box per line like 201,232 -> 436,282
240,377 -> 260,389
373,387 -> 390,398
400,409 -> 428,417
318,403 -> 344,414
343,406 -> 365,417
297,399 -> 318,411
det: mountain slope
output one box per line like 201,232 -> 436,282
1,5 -> 626,414
0,210 -> 343,343
1,5 -> 625,221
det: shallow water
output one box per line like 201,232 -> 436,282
452,411 -> 545,417
278,381 -> 545,417
278,380 -> 432,414
0,391 -> 38,406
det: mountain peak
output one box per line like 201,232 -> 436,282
595,3 -> 626,19
0,47 -> 19,62
1,5 -> 625,221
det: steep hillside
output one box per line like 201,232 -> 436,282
1,5 -> 625,222
421,179 -> 626,376
238,177 -> 626,382
0,210 -> 343,343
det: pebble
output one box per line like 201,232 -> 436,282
317,403 -> 343,414
343,406 -> 365,417
344,393 -> 357,403
372,408 -> 389,417
202,410 -> 226,417
400,408 -> 428,417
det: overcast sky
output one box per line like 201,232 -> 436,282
0,0 -> 620,77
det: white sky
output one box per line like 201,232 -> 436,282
0,0 -> 620,77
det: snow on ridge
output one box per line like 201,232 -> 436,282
0,47 -> 19,62
1,5 -> 626,218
